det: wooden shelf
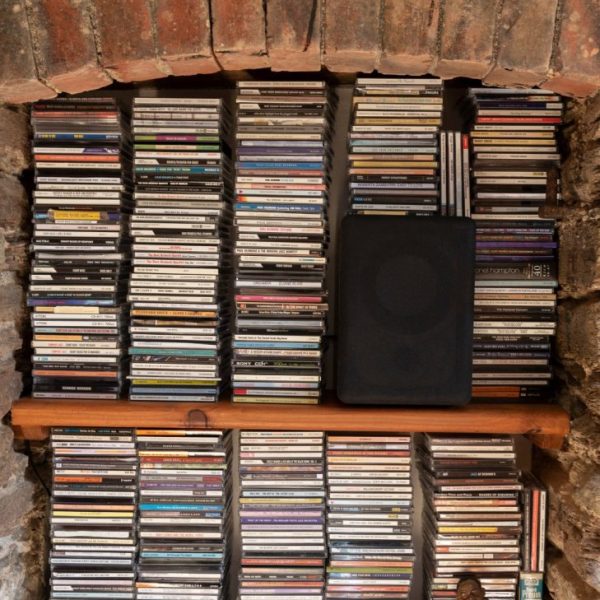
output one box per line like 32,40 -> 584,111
11,395 -> 569,449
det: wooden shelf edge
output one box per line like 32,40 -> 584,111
10,396 -> 570,449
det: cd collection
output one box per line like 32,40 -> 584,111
465,88 -> 561,401
419,434 -> 523,600
238,431 -> 327,599
49,427 -> 138,600
128,98 -> 233,402
325,434 -> 415,599
136,429 -> 232,599
231,81 -> 334,405
29,98 -> 132,400
48,428 -> 546,598
37,79 -> 564,598
348,78 -> 443,216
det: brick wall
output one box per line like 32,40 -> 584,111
0,0 -> 599,102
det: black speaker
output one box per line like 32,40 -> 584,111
337,215 -> 475,406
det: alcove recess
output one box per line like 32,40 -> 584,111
1,1 -> 599,597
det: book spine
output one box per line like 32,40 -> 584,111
462,134 -> 471,217
522,485 -> 531,570
530,488 -> 540,571
538,487 -> 547,572
454,131 -> 463,217
448,131 -> 455,216
440,131 -> 447,216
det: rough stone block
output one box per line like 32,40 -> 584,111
558,209 -> 600,298
0,176 -> 28,231
323,0 -> 381,73
93,0 -> 167,81
0,0 -> 55,103
0,479 -> 36,537
0,108 -> 30,175
544,0 -> 600,97
546,556 -> 600,600
0,272 -> 24,320
485,0 -> 558,87
561,95 -> 600,205
562,415 -> 600,468
153,0 -> 218,76
0,425 -> 27,488
0,482 -> 47,600
24,0 -> 111,93
557,300 -> 600,384
211,0 -> 269,70
378,0 -> 440,75
434,0 -> 500,79
536,456 -> 600,592
0,360 -> 22,423
266,0 -> 322,72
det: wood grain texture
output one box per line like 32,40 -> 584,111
12,395 -> 570,448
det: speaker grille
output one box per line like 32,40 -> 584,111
337,215 -> 475,406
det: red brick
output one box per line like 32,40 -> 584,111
211,0 -> 269,71
153,0 -> 218,76
0,0 -> 54,103
266,0 -> 321,72
434,0 -> 500,79
378,0 -> 440,75
323,0 -> 381,73
25,0 -> 111,94
485,0 -> 558,88
543,0 -> 600,97
93,0 -> 166,82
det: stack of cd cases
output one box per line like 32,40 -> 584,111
128,98 -> 233,402
325,434 -> 415,599
238,431 -> 327,599
49,427 -> 137,600
29,98 -> 132,400
136,429 -> 232,600
464,88 -> 561,401
419,434 -> 522,600
348,78 -> 443,216
232,81 -> 334,405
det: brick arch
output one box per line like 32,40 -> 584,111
1,0 -> 600,104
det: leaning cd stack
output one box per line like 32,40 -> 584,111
348,78 -> 443,216
29,98 -> 132,400
49,427 -> 137,600
465,88 -> 561,402
238,431 -> 327,600
419,434 -> 522,600
232,81 -> 334,405
325,434 -> 415,599
128,98 -> 233,402
135,429 -> 233,600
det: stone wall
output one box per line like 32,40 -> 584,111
0,105 -> 47,599
0,0 -> 600,102
533,93 -> 600,600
